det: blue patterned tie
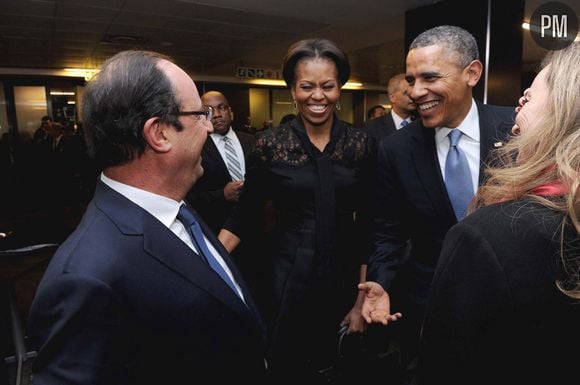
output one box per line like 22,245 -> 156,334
444,130 -> 474,220
177,205 -> 241,299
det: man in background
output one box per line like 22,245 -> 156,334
365,73 -> 417,148
185,90 -> 264,308
186,91 -> 255,234
367,104 -> 386,120
33,115 -> 53,148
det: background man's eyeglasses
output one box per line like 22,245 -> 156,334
176,106 -> 213,121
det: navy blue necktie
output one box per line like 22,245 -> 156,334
444,130 -> 474,221
177,205 -> 241,299
399,120 -> 409,128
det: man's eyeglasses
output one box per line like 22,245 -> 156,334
175,106 -> 213,121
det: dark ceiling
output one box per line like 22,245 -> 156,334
0,0 -> 578,87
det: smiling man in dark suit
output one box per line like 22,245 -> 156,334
359,25 -> 514,379
27,51 -> 267,384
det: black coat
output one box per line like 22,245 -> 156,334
364,112 -> 399,150
415,199 -> 580,385
224,116 -> 373,367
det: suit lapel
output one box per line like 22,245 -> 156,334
410,124 -> 456,221
386,112 -> 398,135
94,182 -> 261,329
235,131 -> 256,162
476,102 -> 512,184
203,137 -> 231,181
142,219 -> 260,326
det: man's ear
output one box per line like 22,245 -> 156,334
465,60 -> 483,87
142,117 -> 172,153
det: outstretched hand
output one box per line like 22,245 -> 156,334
358,281 -> 402,325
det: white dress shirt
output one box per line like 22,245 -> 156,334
435,99 -> 480,194
391,111 -> 412,130
100,173 -> 245,301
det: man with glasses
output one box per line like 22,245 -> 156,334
185,91 -> 259,303
359,25 -> 513,381
27,51 -> 267,384
186,91 -> 255,234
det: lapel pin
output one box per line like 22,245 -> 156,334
493,141 -> 503,148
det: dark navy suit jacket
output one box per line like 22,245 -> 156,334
367,102 -> 514,307
28,181 -> 267,384
364,112 -> 399,151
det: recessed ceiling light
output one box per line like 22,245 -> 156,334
101,35 -> 147,45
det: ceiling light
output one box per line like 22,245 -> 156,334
343,82 -> 363,90
50,91 -> 75,96
64,68 -> 99,81
102,34 -> 147,45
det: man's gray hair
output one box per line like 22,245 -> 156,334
410,25 -> 479,68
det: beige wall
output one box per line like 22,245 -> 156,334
249,88 -> 270,130
14,86 -> 48,140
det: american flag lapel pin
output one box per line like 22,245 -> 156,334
493,141 -> 503,148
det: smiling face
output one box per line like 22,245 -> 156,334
406,45 -> 481,128
291,58 -> 340,129
512,65 -> 550,136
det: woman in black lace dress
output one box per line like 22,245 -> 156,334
220,38 -> 373,382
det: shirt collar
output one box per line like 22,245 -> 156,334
391,110 -> 409,128
100,172 -> 183,228
210,126 -> 234,141
435,99 -> 480,145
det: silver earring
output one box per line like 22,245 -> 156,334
293,100 -> 297,110
335,101 -> 341,111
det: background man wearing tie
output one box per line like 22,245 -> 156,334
359,25 -> 513,382
27,50 -> 267,384
186,91 -> 255,234
185,91 -> 262,302
365,72 -> 418,149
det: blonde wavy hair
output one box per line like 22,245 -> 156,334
474,42 -> 580,298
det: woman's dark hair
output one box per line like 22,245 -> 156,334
82,50 -> 183,170
282,38 -> 350,87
